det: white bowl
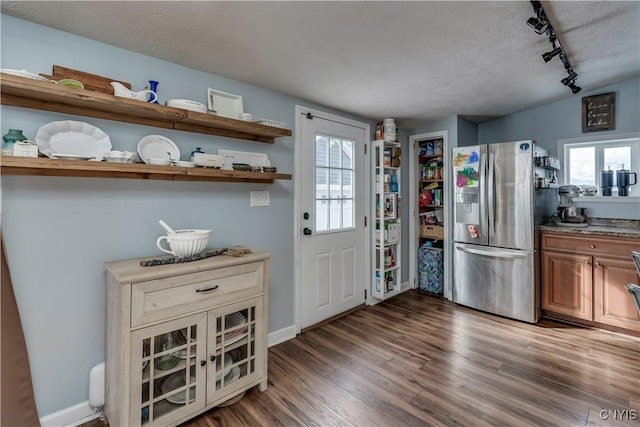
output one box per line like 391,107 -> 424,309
147,157 -> 173,166
175,160 -> 196,168
165,99 -> 207,114
104,150 -> 138,163
157,229 -> 211,258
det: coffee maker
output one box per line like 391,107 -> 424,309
557,185 -> 587,224
616,165 -> 637,196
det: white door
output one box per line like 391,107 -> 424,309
298,109 -> 368,329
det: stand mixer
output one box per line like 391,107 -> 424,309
557,185 -> 588,224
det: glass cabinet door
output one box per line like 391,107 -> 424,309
206,296 -> 264,404
130,312 -> 207,426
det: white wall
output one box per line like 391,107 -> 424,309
0,15 -> 373,418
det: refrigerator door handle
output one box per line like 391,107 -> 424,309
480,150 -> 488,234
488,152 -> 496,238
454,243 -> 530,259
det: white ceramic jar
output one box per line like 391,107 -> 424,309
383,118 -> 396,142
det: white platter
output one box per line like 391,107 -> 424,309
162,373 -> 196,405
165,99 -> 207,114
137,135 -> 180,164
50,153 -> 93,160
35,120 -> 112,158
218,149 -> 269,171
216,353 -> 234,381
217,366 -> 241,387
1,68 -> 52,82
207,88 -> 243,119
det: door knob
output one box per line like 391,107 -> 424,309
303,227 -> 313,236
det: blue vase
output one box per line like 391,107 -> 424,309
148,80 -> 159,103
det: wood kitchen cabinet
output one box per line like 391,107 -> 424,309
541,232 -> 639,333
104,252 -> 269,426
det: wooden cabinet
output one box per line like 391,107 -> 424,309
541,250 -> 592,320
105,252 -> 269,426
0,73 -> 292,184
541,232 -> 639,332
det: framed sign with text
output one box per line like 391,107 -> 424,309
582,92 -> 615,133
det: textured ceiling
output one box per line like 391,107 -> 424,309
2,1 -> 639,128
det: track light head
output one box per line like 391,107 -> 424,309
527,16 -> 549,34
568,82 -> 582,94
542,47 -> 562,62
561,72 -> 578,86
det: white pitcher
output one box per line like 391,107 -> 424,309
110,81 -> 157,103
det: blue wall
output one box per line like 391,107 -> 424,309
479,76 -> 640,219
0,15 -> 373,417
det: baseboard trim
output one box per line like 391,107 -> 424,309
40,401 -> 98,427
267,324 -> 296,347
41,326 -> 298,426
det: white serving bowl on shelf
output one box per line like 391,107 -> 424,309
104,150 -> 138,163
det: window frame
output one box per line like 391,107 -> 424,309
557,132 -> 640,197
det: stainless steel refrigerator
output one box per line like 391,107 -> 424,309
452,140 -> 556,323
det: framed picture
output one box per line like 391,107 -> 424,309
582,92 -> 615,133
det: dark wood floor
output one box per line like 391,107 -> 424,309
90,290 -> 640,427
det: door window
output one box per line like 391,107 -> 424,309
315,134 -> 355,231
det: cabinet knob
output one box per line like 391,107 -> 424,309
589,244 -> 596,249
210,355 -> 216,362
585,261 -> 590,265
595,261 -> 600,266
200,360 -> 206,367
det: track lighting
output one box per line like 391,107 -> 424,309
527,16 -> 549,34
561,71 -> 578,86
527,0 -> 549,34
526,1 -> 580,95
542,47 -> 562,62
568,82 -> 582,94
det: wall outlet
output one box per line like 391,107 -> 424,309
250,190 -> 270,207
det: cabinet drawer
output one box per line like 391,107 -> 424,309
541,233 -> 639,258
131,261 -> 264,328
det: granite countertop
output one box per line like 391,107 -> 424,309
539,218 -> 640,239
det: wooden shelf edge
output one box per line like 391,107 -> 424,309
1,73 -> 292,143
0,156 -> 292,183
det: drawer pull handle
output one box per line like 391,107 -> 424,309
589,244 -> 596,249
196,285 -> 219,293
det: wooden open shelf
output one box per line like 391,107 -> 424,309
0,156 -> 292,184
0,73 -> 292,143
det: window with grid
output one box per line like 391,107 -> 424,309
562,136 -> 639,196
315,134 -> 354,231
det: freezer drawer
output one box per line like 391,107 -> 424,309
453,242 -> 539,323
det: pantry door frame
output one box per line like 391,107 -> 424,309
408,130 -> 452,300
